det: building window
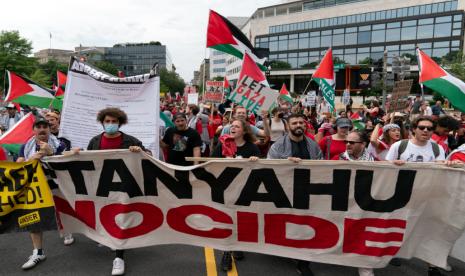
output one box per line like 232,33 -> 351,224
386,28 -> 401,41
332,34 -> 345,46
434,23 -> 452,37
401,26 -> 417,40
417,25 -> 434,39
321,35 -> 332,47
372,30 -> 385,43
358,31 -> 371,44
345,33 -> 357,45
309,36 -> 320,48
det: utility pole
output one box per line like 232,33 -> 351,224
382,50 -> 388,110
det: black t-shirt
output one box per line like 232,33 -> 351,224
212,141 -> 260,158
162,127 -> 202,166
291,139 -> 311,160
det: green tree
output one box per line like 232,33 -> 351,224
93,60 -> 119,76
0,30 -> 38,91
39,59 -> 68,79
213,76 -> 224,81
269,60 -> 291,69
29,69 -> 51,87
159,68 -> 185,94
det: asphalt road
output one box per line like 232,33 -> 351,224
1,231 -> 465,276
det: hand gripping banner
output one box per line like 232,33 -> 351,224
44,151 -> 465,269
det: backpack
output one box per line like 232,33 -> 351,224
397,139 -> 440,160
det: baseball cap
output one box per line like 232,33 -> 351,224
33,117 -> 50,127
336,118 -> 352,128
6,103 -> 15,109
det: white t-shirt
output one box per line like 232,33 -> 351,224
8,117 -> 16,130
385,140 -> 445,162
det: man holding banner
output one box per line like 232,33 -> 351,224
17,117 -> 66,270
267,113 -> 322,276
86,107 -> 148,276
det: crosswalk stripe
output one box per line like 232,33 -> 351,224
204,247 -> 218,276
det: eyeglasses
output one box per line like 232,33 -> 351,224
417,126 -> 434,131
345,140 -> 363,145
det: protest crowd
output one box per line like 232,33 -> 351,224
2,10 -> 465,276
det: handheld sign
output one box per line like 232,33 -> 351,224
227,75 -> 279,113
205,81 -> 224,103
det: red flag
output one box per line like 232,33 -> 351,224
0,112 -> 35,154
224,77 -> 230,89
13,102 -> 21,113
238,52 -> 267,85
280,83 -> 289,95
56,71 -> 67,97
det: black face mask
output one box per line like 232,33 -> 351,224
277,113 -> 284,119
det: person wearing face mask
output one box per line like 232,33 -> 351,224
86,107 -> 148,276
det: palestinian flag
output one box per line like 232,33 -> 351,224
0,112 -> 35,154
56,71 -> 67,98
224,77 -> 231,95
207,10 -> 267,69
5,71 -> 62,110
312,48 -> 336,114
350,112 -> 365,130
160,111 -> 175,128
238,52 -> 269,86
279,83 -> 292,104
417,48 -> 465,112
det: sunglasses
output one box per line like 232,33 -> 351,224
345,140 -> 363,145
417,126 -> 434,131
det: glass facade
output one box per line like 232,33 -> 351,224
269,1 -> 458,34
256,5 -> 464,69
105,44 -> 172,76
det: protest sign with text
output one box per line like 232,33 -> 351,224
59,56 -> 160,157
45,151 -> 465,269
227,75 -> 279,113
0,160 -> 56,233
204,81 -> 224,103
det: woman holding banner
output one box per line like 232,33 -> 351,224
211,119 -> 260,271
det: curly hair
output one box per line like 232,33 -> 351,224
232,119 -> 257,143
96,107 -> 128,126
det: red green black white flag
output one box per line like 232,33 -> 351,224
207,10 -> 267,69
312,48 -> 336,113
5,70 -> 62,110
417,48 -> 465,113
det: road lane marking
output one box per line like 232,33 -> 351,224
204,247 -> 218,276
227,257 -> 238,276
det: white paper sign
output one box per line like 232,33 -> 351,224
59,57 -> 160,157
187,93 -> 199,105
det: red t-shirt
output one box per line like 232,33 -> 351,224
450,152 -> 465,162
100,134 -> 123,150
318,136 -> 346,160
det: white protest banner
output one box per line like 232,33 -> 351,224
205,81 -> 224,103
59,57 -> 160,157
227,75 -> 279,113
46,151 -> 465,269
187,93 -> 199,105
184,85 -> 197,94
303,91 -> 316,107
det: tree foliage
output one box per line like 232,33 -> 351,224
93,60 -> 119,76
159,67 -> 185,94
269,60 -> 292,69
0,30 -> 37,90
29,69 -> 51,87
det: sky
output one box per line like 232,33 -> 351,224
0,0 -> 281,83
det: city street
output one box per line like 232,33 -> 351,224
2,231 -> 465,276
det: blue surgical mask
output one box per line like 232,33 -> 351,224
104,123 -> 119,134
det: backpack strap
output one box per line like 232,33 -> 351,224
397,139 -> 409,160
431,142 -> 440,159
325,136 -> 332,160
